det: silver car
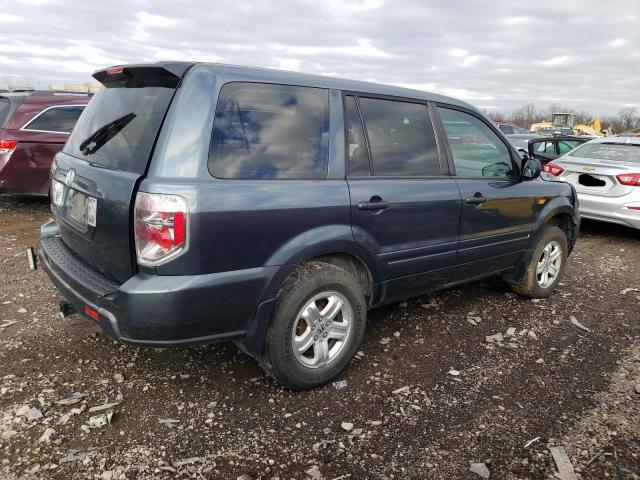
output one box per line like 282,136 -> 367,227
542,136 -> 640,229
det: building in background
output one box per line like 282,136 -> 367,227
48,81 -> 101,93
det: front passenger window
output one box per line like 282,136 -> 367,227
438,107 -> 513,178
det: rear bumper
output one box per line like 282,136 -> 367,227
577,192 -> 640,229
39,220 -> 277,346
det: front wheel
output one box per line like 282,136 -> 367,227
510,226 -> 568,298
259,262 -> 367,389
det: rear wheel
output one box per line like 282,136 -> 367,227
511,226 -> 568,298
259,262 -> 366,389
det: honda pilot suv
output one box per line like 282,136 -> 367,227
40,62 -> 579,389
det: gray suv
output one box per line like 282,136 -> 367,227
40,62 -> 579,389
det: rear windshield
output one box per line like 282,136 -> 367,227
569,142 -> 640,163
0,98 -> 10,127
64,85 -> 174,173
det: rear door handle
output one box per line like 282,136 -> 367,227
358,199 -> 390,211
465,193 -> 487,205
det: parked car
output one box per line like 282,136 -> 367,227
0,92 -> 89,196
526,136 -> 592,163
39,62 -> 579,389
496,122 -> 528,135
543,136 -> 640,229
507,133 -> 544,151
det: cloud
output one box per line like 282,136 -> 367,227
539,56 -> 571,66
0,13 -> 24,23
502,16 -> 531,25
275,39 -> 392,58
137,12 -> 176,28
607,38 -> 628,48
0,0 -> 637,114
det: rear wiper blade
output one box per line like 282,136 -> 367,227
79,112 -> 136,155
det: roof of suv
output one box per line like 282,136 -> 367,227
95,61 -> 478,113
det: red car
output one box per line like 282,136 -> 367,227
0,92 -> 90,196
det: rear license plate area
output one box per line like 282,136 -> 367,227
578,174 -> 606,188
65,189 -> 97,227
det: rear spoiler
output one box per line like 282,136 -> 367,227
92,62 -> 196,88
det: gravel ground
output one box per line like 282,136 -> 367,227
0,194 -> 638,480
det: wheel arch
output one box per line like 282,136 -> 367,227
533,197 -> 579,253
239,231 -> 381,358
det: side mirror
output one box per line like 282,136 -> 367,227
521,157 -> 542,180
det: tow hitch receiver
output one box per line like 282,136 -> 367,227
59,301 -> 77,317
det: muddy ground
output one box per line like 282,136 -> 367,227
0,194 -> 638,480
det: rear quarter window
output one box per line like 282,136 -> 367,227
209,82 -> 330,180
23,105 -> 85,133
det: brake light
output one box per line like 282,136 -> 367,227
542,163 -> 565,176
106,66 -> 124,75
616,173 -> 640,187
0,140 -> 18,157
134,192 -> 188,266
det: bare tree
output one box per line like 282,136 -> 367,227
483,109 -> 506,123
509,103 -> 538,129
617,107 -> 639,132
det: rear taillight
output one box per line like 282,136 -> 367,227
616,173 -> 640,187
0,140 -> 18,157
51,179 -> 65,206
542,163 -> 565,176
134,192 -> 188,266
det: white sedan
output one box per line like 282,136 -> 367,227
542,136 -> 640,229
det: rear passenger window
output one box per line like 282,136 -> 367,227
358,98 -> 440,176
23,105 -> 84,134
209,83 -> 329,179
345,96 -> 369,175
438,107 -> 513,178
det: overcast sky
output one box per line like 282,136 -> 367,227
1,0 -> 638,114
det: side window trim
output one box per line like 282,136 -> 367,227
343,91 -> 449,179
342,93 -> 373,177
433,102 -> 520,178
20,104 -> 85,134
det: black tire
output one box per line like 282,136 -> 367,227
511,225 -> 568,298
259,261 -> 367,390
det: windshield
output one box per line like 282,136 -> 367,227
569,142 -> 640,163
64,85 -> 174,173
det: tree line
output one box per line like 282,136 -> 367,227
484,104 -> 640,134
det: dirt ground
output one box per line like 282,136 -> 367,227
0,194 -> 638,480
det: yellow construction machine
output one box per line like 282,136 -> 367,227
530,112 -> 612,136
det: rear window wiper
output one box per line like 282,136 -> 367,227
79,112 -> 136,155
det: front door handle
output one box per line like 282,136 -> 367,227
465,193 -> 487,205
358,197 -> 390,211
